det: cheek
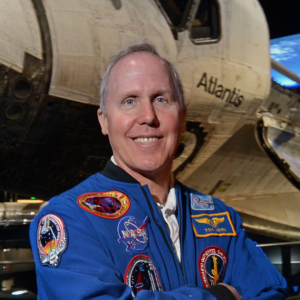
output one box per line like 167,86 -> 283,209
107,115 -> 133,138
163,114 -> 183,135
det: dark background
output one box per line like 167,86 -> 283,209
259,0 -> 300,39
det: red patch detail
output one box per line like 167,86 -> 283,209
77,191 -> 130,219
198,246 -> 228,287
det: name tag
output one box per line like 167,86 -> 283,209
192,212 -> 236,237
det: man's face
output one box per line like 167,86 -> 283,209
98,52 -> 185,177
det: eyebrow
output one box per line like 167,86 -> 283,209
117,89 -> 172,99
153,89 -> 171,96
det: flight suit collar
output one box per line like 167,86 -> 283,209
99,159 -> 139,184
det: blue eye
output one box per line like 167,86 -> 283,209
155,97 -> 167,103
125,99 -> 135,105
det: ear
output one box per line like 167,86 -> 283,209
97,108 -> 108,135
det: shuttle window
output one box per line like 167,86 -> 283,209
155,0 -> 190,28
191,0 -> 220,42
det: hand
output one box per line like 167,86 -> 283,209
219,283 -> 243,300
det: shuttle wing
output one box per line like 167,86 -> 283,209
271,58 -> 300,86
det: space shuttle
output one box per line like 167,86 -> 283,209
1,0 -> 300,241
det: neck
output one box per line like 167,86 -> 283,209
113,157 -> 174,206
139,171 -> 174,206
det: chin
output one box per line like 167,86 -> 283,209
134,159 -> 171,174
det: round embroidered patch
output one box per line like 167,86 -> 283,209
37,214 -> 68,268
77,191 -> 130,219
198,246 -> 228,287
124,255 -> 163,297
118,216 -> 149,251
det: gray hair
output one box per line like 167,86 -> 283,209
99,41 -> 185,114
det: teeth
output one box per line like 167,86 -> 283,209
134,137 -> 158,143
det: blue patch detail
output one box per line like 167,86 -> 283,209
191,193 -> 214,211
206,254 -> 225,278
118,216 -> 149,251
124,255 -> 164,297
37,214 -> 68,268
192,212 -> 236,237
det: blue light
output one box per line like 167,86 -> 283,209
11,290 -> 28,295
271,70 -> 299,88
270,33 -> 300,88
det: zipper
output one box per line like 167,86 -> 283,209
140,186 -> 173,256
141,185 -> 186,285
176,187 -> 186,284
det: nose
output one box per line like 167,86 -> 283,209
137,101 -> 159,126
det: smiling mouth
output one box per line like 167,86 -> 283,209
133,137 -> 159,143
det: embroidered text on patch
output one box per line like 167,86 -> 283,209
190,193 -> 214,211
124,255 -> 163,298
198,246 -> 228,287
37,214 -> 68,267
77,191 -> 130,219
191,212 -> 236,237
118,216 -> 149,251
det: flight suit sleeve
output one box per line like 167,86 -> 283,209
30,200 -> 236,300
226,207 -> 288,299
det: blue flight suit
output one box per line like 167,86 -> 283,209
30,160 -> 288,299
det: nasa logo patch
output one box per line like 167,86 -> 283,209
198,246 -> 228,287
124,255 -> 163,298
118,216 -> 149,251
37,214 -> 68,268
77,191 -> 130,219
191,193 -> 214,211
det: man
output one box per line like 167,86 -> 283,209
30,42 -> 288,299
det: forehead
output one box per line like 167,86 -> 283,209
107,52 -> 171,89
